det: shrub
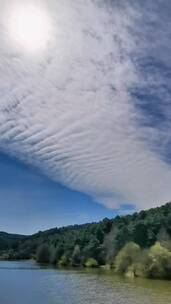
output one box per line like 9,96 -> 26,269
58,255 -> 69,267
85,258 -> 98,268
114,242 -> 140,274
145,242 -> 171,279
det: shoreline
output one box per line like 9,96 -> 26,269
1,259 -> 171,282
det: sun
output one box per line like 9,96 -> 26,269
8,4 -> 51,52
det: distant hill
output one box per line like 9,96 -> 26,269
0,232 -> 25,251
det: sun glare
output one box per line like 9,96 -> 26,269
8,4 -> 51,52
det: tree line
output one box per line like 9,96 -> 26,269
1,202 -> 171,279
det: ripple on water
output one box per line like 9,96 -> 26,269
0,261 -> 171,304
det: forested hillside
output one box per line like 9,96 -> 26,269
0,232 -> 25,251
1,202 -> 171,279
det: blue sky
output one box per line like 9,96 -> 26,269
0,0 -> 171,233
0,152 -> 128,234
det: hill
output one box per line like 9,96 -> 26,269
1,202 -> 171,278
0,232 -> 25,257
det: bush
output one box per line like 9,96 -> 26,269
114,241 -> 171,279
145,242 -> 171,279
58,255 -> 69,267
85,258 -> 98,268
114,242 -> 140,274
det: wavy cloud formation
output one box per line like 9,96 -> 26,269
0,0 -> 171,210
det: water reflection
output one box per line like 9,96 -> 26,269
0,261 -> 170,304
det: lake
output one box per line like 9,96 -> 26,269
0,260 -> 171,304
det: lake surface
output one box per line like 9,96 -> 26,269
0,260 -> 171,304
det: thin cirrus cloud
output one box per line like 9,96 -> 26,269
0,0 -> 171,211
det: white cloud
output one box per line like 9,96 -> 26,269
0,0 -> 171,211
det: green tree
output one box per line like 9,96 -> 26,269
50,245 -> 64,264
36,244 -> 50,263
146,242 -> 171,279
133,223 -> 148,247
71,245 -> 81,266
114,242 -> 140,274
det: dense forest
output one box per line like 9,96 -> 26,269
0,232 -> 25,251
1,202 -> 171,279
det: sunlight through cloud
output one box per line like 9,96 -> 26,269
7,3 -> 51,52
